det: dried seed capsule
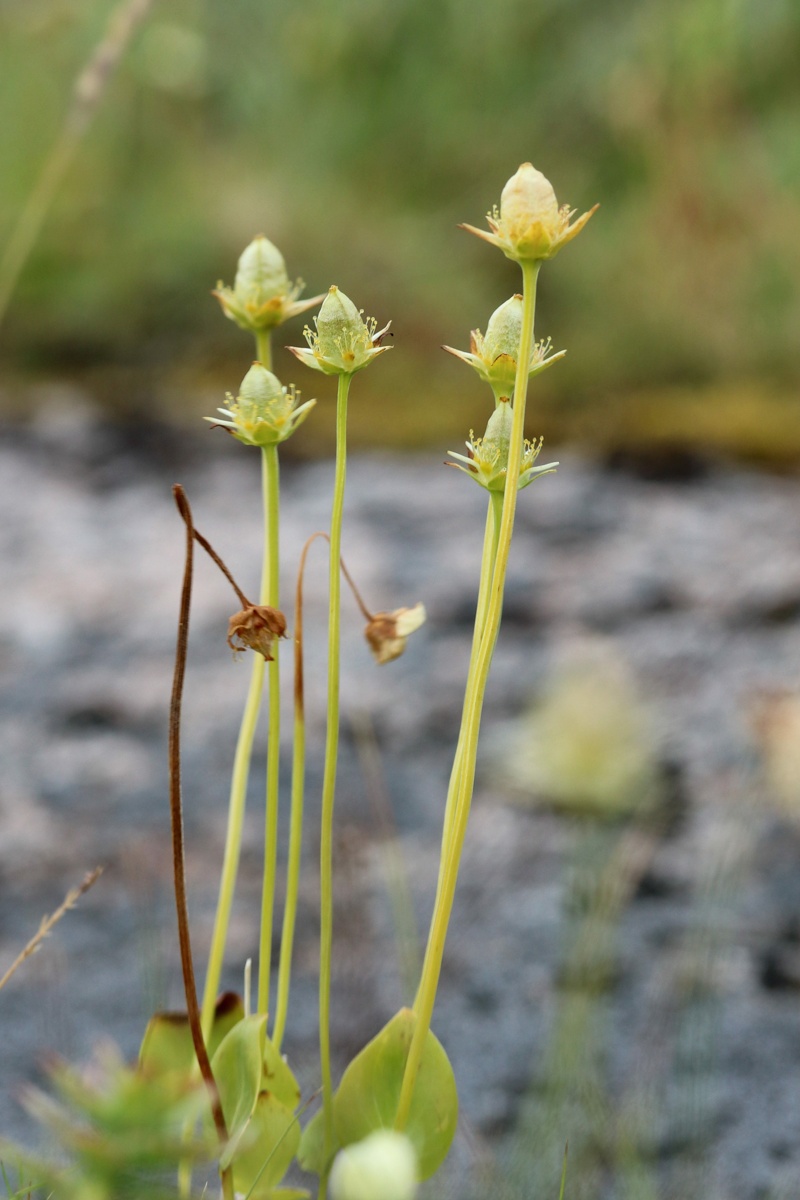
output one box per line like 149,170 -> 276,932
364,603 -> 426,665
227,604 -> 287,660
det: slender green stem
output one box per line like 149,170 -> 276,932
201,449 -> 272,1035
273,532 -> 322,1049
397,260 -> 540,1129
429,492 -> 502,918
258,443 -> 282,1016
256,330 -> 273,371
318,373 -> 351,1196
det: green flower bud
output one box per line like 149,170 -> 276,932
443,295 -> 565,401
288,285 -> 392,377
460,162 -> 598,264
213,235 -> 323,333
330,1131 -> 418,1200
447,399 -> 558,492
205,362 -> 316,447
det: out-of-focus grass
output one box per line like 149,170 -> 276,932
1,0 -> 799,458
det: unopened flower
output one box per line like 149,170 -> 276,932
227,604 -> 287,660
461,163 -> 597,264
330,1131 -> 418,1200
213,235 -> 323,333
364,602 -> 426,665
206,363 -> 315,446
288,286 -> 391,376
444,294 -> 565,400
448,399 -> 558,492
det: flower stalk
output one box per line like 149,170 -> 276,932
396,259 -> 541,1132
201,448 -> 273,1035
258,441 -> 283,1017
319,371 -> 352,1187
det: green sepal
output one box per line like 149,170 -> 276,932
333,1008 -> 458,1180
139,992 -> 244,1080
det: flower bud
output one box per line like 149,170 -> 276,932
443,295 -> 565,401
213,235 -> 323,333
330,1131 -> 418,1200
288,286 -> 392,377
460,163 -> 598,264
447,399 -> 558,492
364,603 -> 426,665
206,363 -> 316,447
227,604 -> 287,660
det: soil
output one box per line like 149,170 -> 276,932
2,401 -> 800,1199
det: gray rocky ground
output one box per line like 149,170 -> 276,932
2,403 -> 800,1199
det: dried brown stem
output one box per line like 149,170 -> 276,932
0,868 -> 103,992
192,528 -> 251,609
296,530 -> 374,625
169,486 -> 231,1177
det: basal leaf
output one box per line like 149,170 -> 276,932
262,1034 -> 301,1112
139,993 -> 244,1081
333,1008 -> 458,1180
231,1091 -> 300,1198
212,1014 -> 267,1169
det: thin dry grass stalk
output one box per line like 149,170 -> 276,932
0,866 -> 103,992
0,0 -> 156,330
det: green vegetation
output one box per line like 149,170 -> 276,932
1,0 -> 799,456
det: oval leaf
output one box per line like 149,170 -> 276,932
230,1091 -> 300,1198
139,993 -> 244,1081
262,1035 -> 301,1112
333,1008 -> 458,1180
212,1014 -> 267,1168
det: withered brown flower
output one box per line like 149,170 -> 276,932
364,603 -> 426,665
227,605 -> 287,660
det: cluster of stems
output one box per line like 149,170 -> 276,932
181,162 -> 594,1197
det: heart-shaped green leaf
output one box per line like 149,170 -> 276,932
139,993 -> 244,1080
333,1008 -> 458,1180
230,1091 -> 300,1198
212,1014 -> 267,1169
262,1035 -> 301,1112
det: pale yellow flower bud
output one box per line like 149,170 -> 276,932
443,294 -> 565,401
460,163 -> 598,264
205,362 -> 316,447
448,399 -> 558,492
213,235 -> 323,333
288,285 -> 392,377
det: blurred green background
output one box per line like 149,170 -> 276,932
1,0 -> 799,459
